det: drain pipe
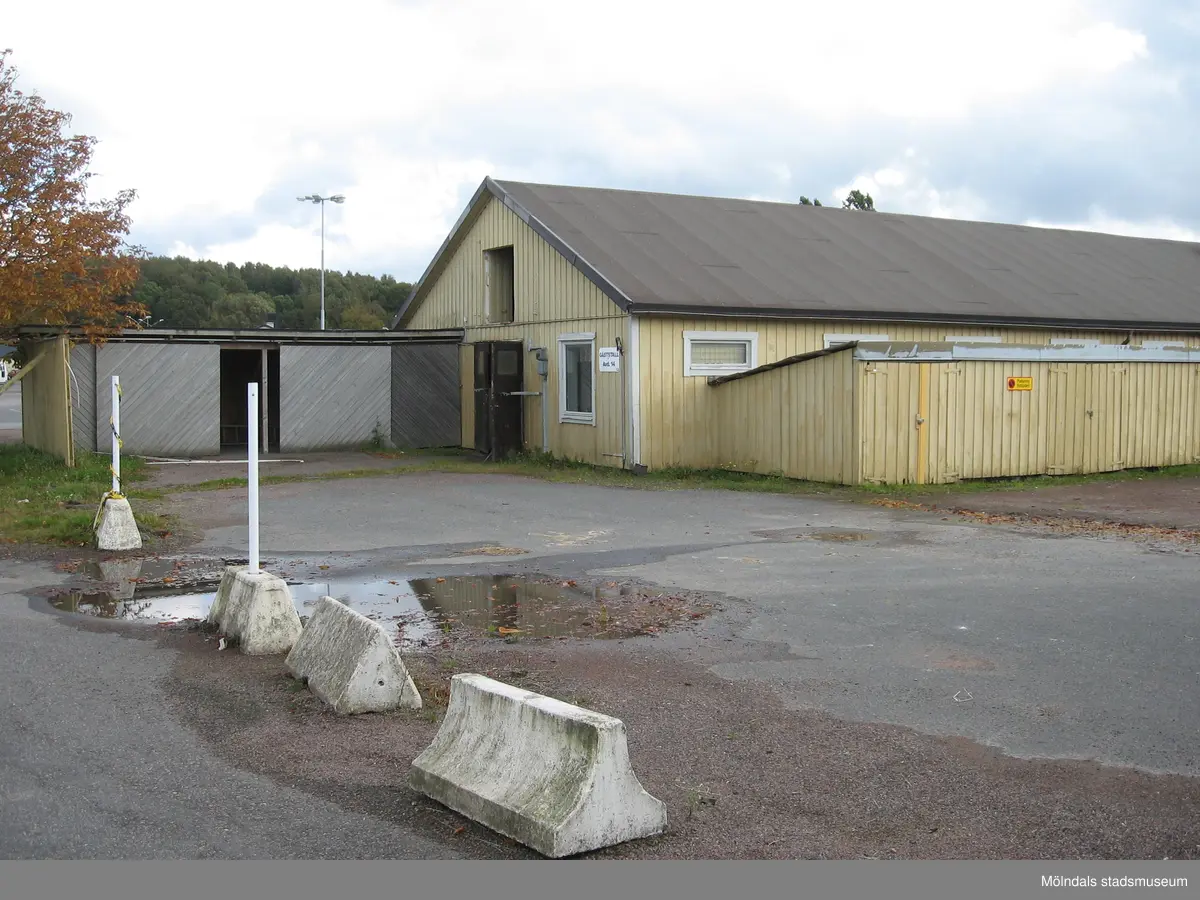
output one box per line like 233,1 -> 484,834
511,346 -> 550,455
532,347 -> 549,453
601,336 -> 627,469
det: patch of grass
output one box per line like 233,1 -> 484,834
0,444 -> 169,545
167,448 -> 1200,502
855,462 -> 1200,499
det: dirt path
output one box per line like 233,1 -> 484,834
163,627 -> 1200,860
901,477 -> 1200,531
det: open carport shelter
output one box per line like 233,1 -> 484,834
16,326 -> 463,462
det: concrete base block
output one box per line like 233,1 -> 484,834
208,566 -> 301,656
285,596 -> 422,714
95,498 -> 142,551
409,673 -> 667,858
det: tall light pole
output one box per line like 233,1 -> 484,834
297,193 -> 345,330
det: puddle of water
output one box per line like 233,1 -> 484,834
48,574 -> 684,645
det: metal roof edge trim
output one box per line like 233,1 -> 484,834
628,304 -> 1200,333
853,342 -> 1200,363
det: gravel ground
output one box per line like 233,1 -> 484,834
902,477 -> 1200,531
161,624 -> 1200,860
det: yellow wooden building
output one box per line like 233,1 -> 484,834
393,178 -> 1200,484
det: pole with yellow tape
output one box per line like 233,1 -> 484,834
95,374 -> 141,550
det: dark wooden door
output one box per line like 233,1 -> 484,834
491,341 -> 524,459
473,342 -> 491,454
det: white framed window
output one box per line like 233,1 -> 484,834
944,335 -> 1002,343
823,332 -> 889,348
558,333 -> 595,425
683,331 -> 758,377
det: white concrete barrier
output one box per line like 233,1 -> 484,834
95,497 -> 142,551
285,596 -> 422,714
409,674 -> 667,858
208,566 -> 302,655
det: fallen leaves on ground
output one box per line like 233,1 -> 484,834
871,498 -> 1200,545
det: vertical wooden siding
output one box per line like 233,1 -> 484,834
457,317 -> 631,465
406,195 -> 622,331
861,359 -> 1200,484
638,316 -> 1200,471
712,350 -> 858,482
21,336 -> 75,466
405,194 -> 629,465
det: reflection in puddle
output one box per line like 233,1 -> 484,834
48,574 -> 695,645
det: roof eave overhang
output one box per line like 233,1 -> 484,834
625,303 -> 1200,334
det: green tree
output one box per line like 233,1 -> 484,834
126,255 -> 413,330
340,301 -> 387,330
842,189 -> 876,211
798,196 -> 823,206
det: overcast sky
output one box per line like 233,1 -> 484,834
7,0 -> 1199,281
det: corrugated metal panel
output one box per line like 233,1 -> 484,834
95,343 -> 219,457
637,316 -> 1200,470
491,180 -> 1200,329
279,346 -> 390,451
391,343 -> 461,448
69,343 -> 96,453
711,349 -> 857,483
21,337 -> 74,465
406,193 -> 624,331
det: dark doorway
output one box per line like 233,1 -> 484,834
472,341 -> 524,459
220,348 -> 280,453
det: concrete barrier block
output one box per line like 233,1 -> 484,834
409,674 -> 667,858
285,596 -> 422,714
209,567 -> 301,655
95,497 -> 142,551
207,566 -> 246,627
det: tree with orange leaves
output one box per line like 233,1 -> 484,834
0,49 -> 145,341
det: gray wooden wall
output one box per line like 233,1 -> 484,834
391,343 -> 461,448
96,344 -> 221,457
70,344 -> 96,453
279,345 -> 391,451
62,339 -> 461,457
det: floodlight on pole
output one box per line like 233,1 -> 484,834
296,193 -> 346,330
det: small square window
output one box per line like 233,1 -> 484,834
558,333 -> 595,424
684,331 -> 758,376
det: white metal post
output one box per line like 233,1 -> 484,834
319,200 -> 326,331
110,375 -> 120,494
248,382 -> 260,573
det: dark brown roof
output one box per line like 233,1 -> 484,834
393,177 -> 1200,331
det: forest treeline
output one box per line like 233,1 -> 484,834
130,256 -> 414,330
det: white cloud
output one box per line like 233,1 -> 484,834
831,160 -> 991,220
1,0 -> 1182,277
1024,209 -> 1200,243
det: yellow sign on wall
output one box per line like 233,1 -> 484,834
1006,376 -> 1033,391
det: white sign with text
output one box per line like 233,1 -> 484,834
598,347 -> 621,372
